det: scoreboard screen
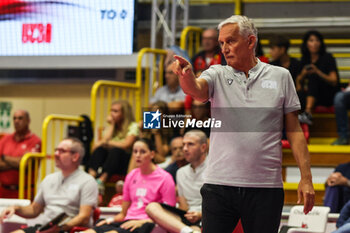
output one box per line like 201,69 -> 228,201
0,0 -> 135,56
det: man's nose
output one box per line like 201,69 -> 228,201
221,43 -> 228,53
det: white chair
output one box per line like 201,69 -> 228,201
285,205 -> 330,233
0,198 -> 31,233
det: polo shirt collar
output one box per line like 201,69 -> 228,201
60,168 -> 80,183
191,158 -> 207,173
12,130 -> 33,141
230,58 -> 263,75
166,85 -> 180,94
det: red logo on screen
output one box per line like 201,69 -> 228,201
22,23 -> 52,43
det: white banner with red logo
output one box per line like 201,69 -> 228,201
0,0 -> 135,55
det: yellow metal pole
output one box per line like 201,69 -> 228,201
189,32 -> 194,58
159,55 -> 165,88
180,27 -> 203,52
235,0 -> 242,15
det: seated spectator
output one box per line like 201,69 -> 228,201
269,35 -> 301,85
146,130 -> 207,233
158,136 -> 184,169
325,162 -> 350,212
83,138 -> 176,233
296,30 -> 339,125
192,28 -> 226,76
332,85 -> 350,145
108,180 -> 124,209
0,109 -> 41,198
88,100 -> 139,194
150,62 -> 186,112
0,138 -> 98,233
333,200 -> 350,233
164,136 -> 188,183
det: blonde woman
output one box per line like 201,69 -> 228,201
88,100 -> 139,193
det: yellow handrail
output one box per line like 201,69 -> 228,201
283,182 -> 325,191
91,80 -> 139,125
136,48 -> 167,110
18,152 -> 44,199
235,0 -> 242,15
180,26 -> 203,58
91,48 -> 167,138
18,114 -> 84,199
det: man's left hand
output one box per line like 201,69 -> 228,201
297,178 -> 315,214
184,211 -> 201,223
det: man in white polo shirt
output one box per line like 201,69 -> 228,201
0,138 -> 98,233
173,15 -> 315,233
146,130 -> 207,233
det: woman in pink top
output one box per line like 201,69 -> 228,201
84,138 -> 176,233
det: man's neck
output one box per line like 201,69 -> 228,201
61,167 -> 78,178
190,155 -> 206,171
14,129 -> 30,141
240,56 -> 258,78
167,85 -> 179,93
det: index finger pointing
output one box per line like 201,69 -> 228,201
174,55 -> 189,67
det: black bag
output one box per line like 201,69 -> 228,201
68,114 -> 93,167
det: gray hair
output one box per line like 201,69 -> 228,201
184,130 -> 207,145
65,137 -> 85,164
218,15 -> 258,49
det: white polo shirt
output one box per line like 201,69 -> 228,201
201,59 -> 300,188
176,159 -> 206,212
34,169 -> 98,226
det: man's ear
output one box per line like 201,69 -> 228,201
248,35 -> 257,50
200,143 -> 207,154
72,152 -> 80,163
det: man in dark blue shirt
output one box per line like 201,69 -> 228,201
326,162 -> 350,212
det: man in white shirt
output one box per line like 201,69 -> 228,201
0,138 -> 98,233
146,130 -> 207,233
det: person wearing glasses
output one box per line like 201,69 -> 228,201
0,109 -> 41,198
0,138 -> 98,233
